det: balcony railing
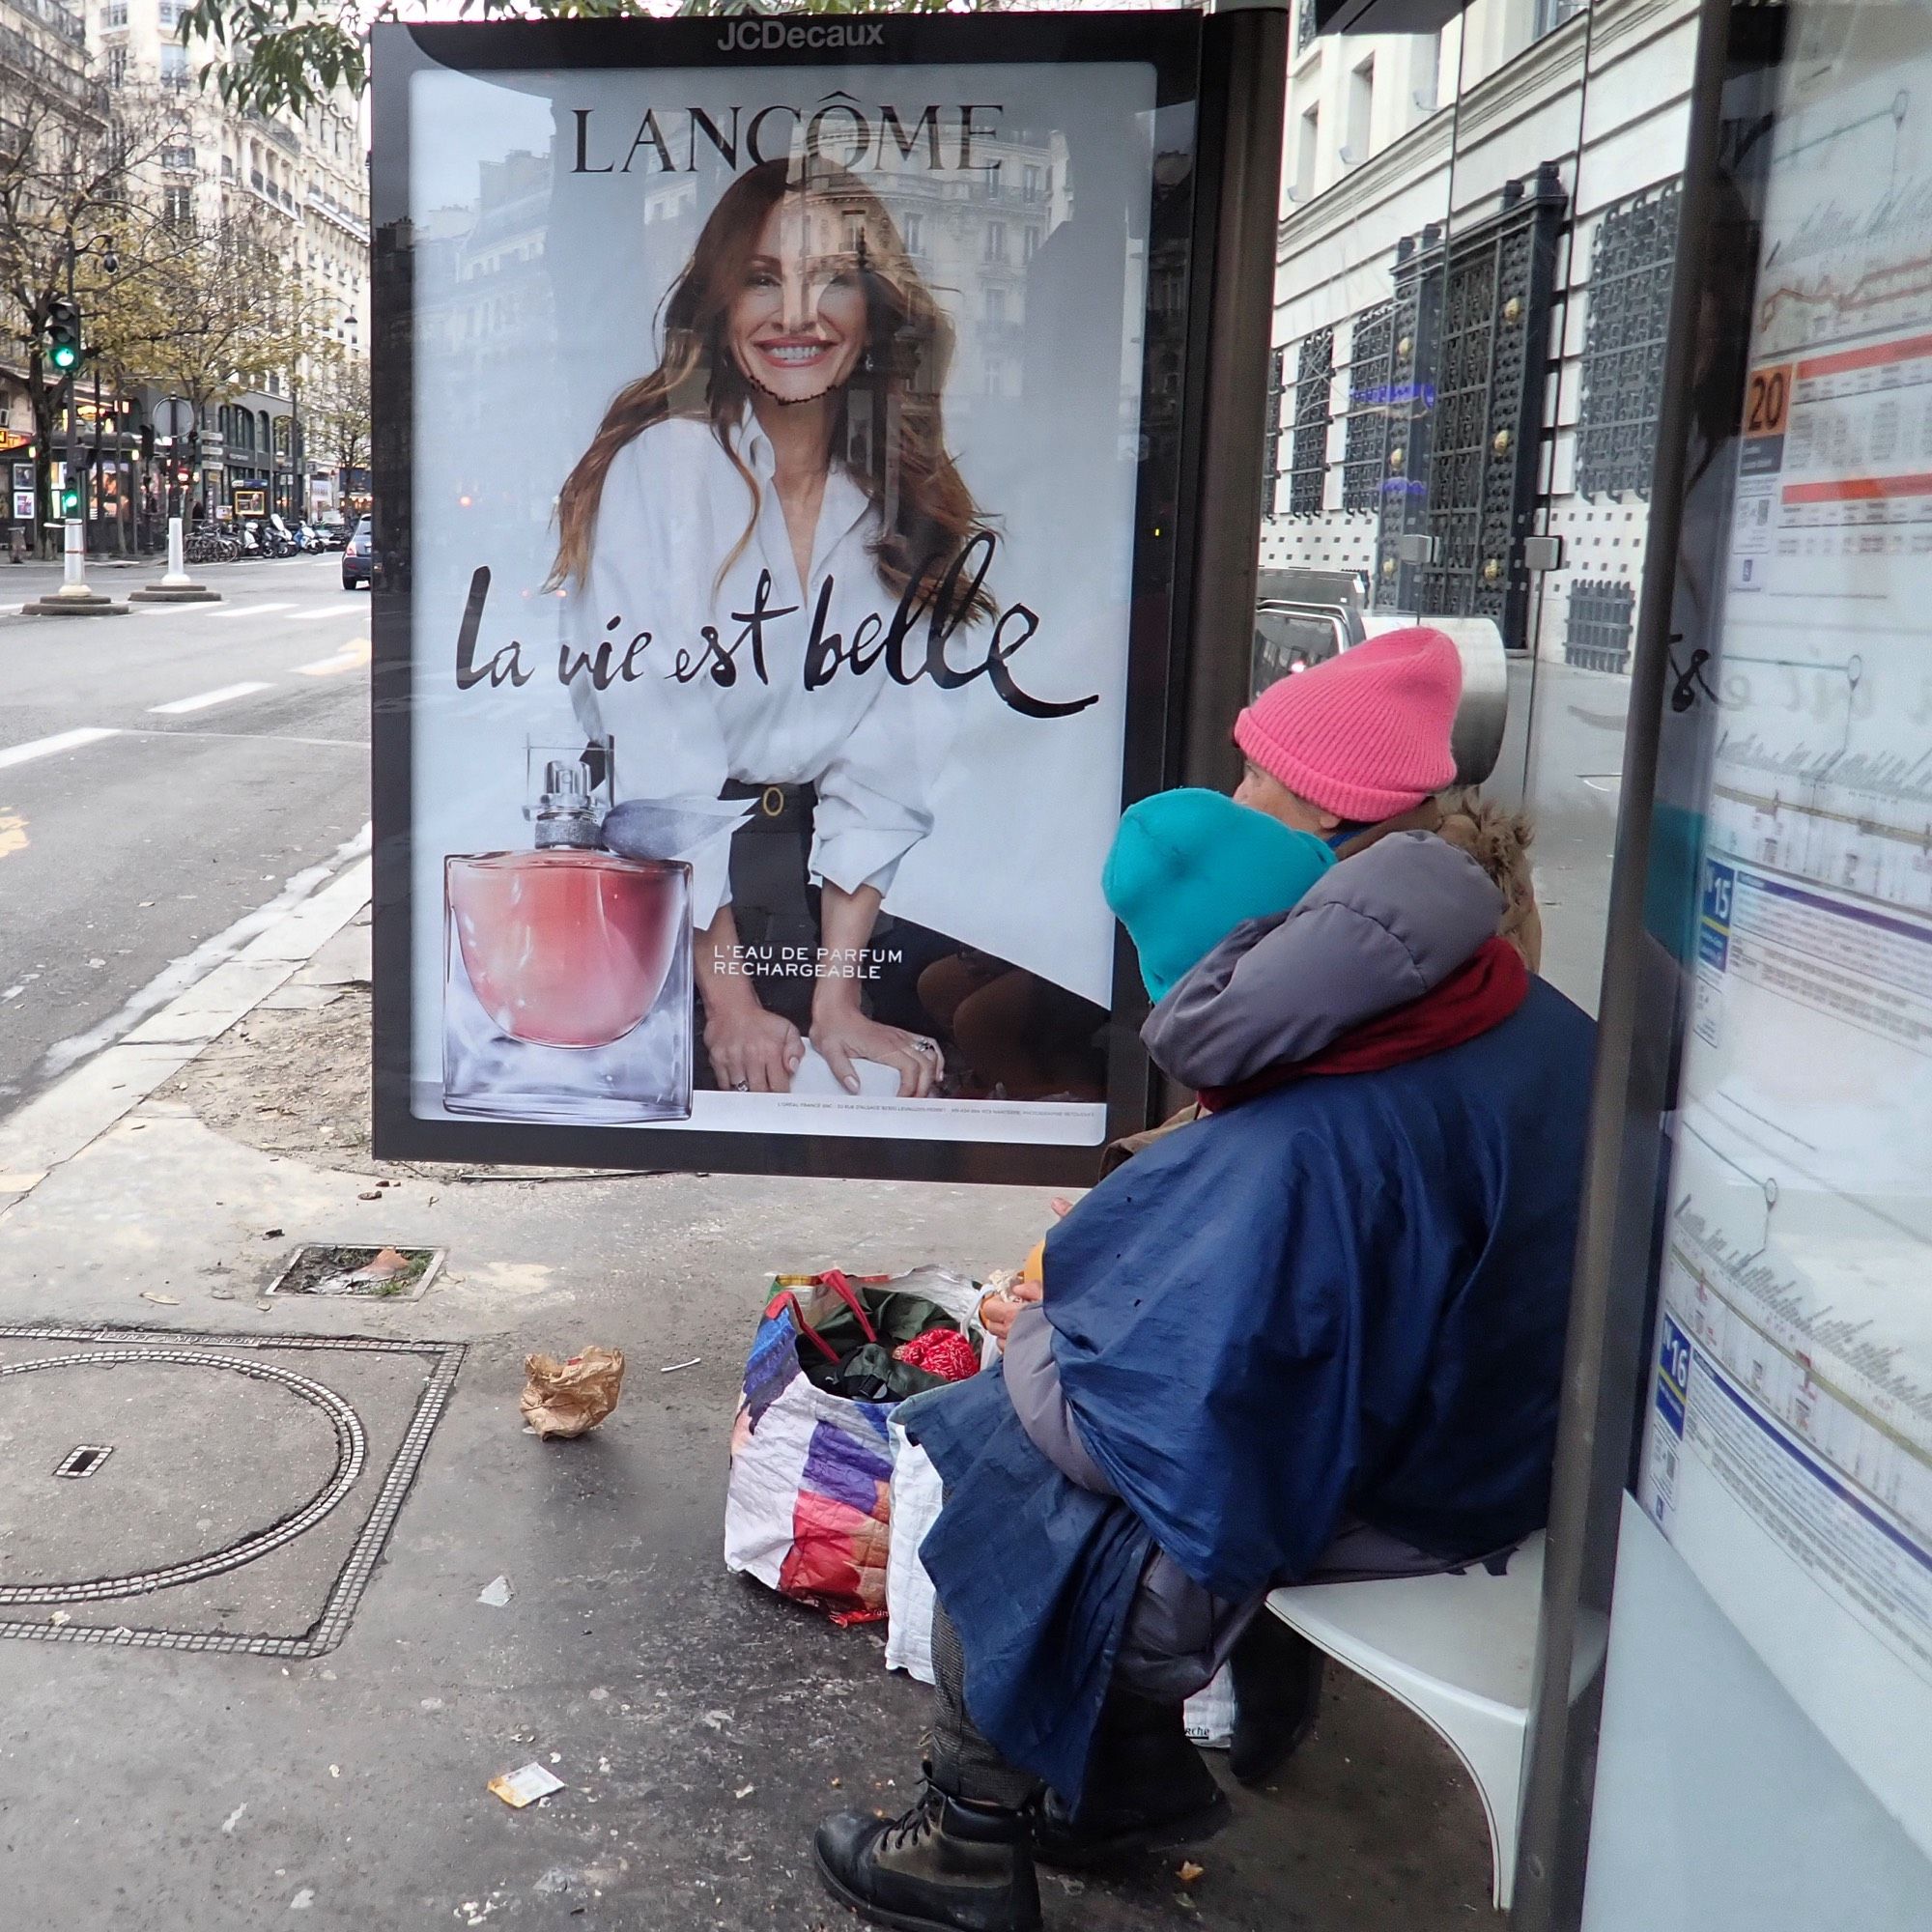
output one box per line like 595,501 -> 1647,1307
246,109 -> 301,157
19,0 -> 85,46
0,22 -> 104,110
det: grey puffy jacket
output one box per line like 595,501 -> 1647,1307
1141,829 -> 1502,1092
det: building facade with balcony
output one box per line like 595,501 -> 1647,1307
0,0 -> 111,554
87,0 -> 367,523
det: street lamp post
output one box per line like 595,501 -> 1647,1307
129,394 -> 218,606
62,234 -> 76,570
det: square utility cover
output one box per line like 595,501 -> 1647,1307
0,1325 -> 463,1657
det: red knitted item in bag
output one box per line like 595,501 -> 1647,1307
894,1329 -> 980,1384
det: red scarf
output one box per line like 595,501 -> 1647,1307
1197,937 -> 1529,1115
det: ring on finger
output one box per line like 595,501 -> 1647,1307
907,1037 -> 940,1059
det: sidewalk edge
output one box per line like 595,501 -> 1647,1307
0,856 -> 374,1212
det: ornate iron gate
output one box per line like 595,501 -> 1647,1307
1362,165 -> 1567,649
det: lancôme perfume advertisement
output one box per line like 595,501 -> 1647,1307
371,14 -> 1203,1182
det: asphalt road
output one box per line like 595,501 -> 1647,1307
0,552 -> 371,1117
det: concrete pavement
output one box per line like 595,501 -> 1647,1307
0,853 -> 1497,1930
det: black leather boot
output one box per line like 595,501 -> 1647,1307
1228,1614 -> 1324,1786
1031,1690 -> 1232,1870
814,1785 -> 1041,1932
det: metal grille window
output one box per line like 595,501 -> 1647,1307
1296,0 -> 1318,52
1342,301 -> 1395,513
1564,579 -> 1636,673
1261,346 -> 1285,520
1288,327 -> 1333,519
1577,181 -> 1682,499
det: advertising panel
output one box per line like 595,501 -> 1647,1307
1635,0 -> 1932,1854
370,14 -> 1205,1181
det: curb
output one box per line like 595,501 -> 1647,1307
0,852 -> 374,1215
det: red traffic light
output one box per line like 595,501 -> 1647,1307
174,464 -> 190,484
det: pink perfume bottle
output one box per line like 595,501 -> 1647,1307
442,761 -> 693,1123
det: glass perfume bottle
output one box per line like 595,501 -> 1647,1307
442,760 -> 693,1123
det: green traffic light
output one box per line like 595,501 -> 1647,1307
50,344 -> 76,370
59,489 -> 78,512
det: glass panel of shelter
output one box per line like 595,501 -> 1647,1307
1498,0 -> 1701,1007
1269,0 -> 1700,1013
1264,10 -> 1459,683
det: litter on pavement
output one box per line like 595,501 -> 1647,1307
487,1763 -> 565,1809
520,1347 -> 625,1438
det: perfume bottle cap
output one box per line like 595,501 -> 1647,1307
535,759 -> 599,849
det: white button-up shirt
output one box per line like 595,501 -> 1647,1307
571,409 -> 953,927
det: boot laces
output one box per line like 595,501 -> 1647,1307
880,1778 -> 945,1854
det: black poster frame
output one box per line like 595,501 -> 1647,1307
369,11 -> 1209,1184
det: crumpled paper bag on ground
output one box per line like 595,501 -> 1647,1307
521,1347 -> 626,1439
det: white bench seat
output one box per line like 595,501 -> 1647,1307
1265,1529 -> 1545,1910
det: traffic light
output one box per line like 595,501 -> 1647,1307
59,476 -> 79,514
186,428 -> 200,466
174,463 -> 190,486
139,422 -> 154,463
45,298 -> 82,374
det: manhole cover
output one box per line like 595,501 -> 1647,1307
0,1326 -> 463,1656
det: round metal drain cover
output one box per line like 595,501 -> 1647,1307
0,1350 -> 366,1605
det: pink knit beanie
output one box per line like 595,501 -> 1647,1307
1235,626 -> 1463,821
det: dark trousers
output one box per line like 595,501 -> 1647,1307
927,1602 -> 1046,1810
926,1602 -> 1208,1815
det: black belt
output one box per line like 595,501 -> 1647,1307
722,781 -> 817,832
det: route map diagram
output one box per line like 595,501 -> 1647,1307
1638,1 -> 1932,1857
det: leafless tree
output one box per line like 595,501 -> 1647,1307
306,340 -> 370,498
0,57 -> 184,546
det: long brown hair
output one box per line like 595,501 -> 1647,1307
549,156 -> 991,618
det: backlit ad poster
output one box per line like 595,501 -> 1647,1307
370,14 -> 1205,1181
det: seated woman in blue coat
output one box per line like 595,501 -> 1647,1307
812,790 -> 1597,1932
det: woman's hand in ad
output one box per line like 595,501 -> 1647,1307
704,1003 -> 805,1094
810,879 -> 942,1096
810,1006 -> 946,1098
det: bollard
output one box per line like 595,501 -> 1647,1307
128,511 -> 219,604
53,515 -> 93,599
161,515 -> 191,588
